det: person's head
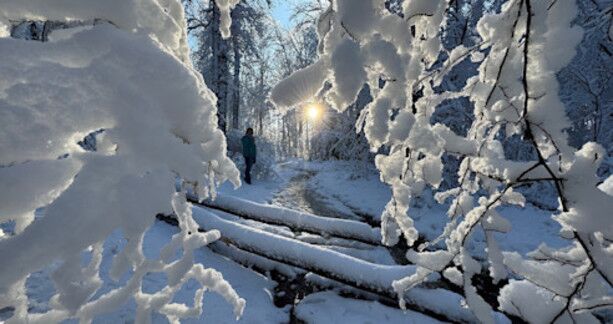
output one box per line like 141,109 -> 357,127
246,127 -> 254,135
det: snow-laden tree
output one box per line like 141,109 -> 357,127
187,0 -> 233,132
271,0 -> 613,322
559,0 -> 612,178
186,0 -> 269,132
0,0 -> 246,322
227,1 -> 273,131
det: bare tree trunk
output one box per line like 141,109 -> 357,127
298,118 -> 303,157
211,0 -> 229,133
283,115 -> 290,157
305,119 -> 310,159
257,67 -> 264,135
231,9 -> 241,130
257,110 -> 263,135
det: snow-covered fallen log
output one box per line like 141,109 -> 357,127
209,241 -> 303,278
208,241 -> 433,321
192,206 -> 404,291
189,194 -> 382,245
202,206 -> 386,252
191,206 -> 479,323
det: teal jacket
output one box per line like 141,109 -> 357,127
241,135 -> 256,160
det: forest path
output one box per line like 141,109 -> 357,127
268,161 -> 408,264
271,163 -> 366,223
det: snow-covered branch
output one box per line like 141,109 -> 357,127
270,0 -> 612,322
0,0 -> 244,322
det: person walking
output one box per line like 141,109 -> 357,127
241,127 -> 257,184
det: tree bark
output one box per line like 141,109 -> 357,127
257,67 -> 265,135
231,8 -> 241,130
210,0 -> 229,133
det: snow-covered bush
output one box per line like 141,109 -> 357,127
0,0 -> 246,322
271,0 -> 612,322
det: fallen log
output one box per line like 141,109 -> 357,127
201,206 -> 380,250
188,193 -> 382,245
191,206 -> 480,323
208,241 -> 404,312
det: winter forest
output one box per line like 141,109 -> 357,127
0,0 -> 612,323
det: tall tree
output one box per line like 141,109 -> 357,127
186,0 -> 231,132
228,1 -> 270,130
231,8 -> 241,130
186,0 -> 270,132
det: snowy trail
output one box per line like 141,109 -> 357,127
267,162 -> 410,264
271,168 -> 361,221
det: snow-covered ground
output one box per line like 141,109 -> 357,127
203,158 -> 572,322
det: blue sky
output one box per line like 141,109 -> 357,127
187,0 -> 312,49
271,0 -> 312,28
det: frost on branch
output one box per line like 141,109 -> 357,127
271,0 -> 612,321
0,0 -> 244,322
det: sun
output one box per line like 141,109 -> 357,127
306,103 -> 322,121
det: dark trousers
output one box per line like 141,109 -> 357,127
244,156 -> 255,184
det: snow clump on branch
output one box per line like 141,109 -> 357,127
215,0 -> 241,39
0,0 -> 245,322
